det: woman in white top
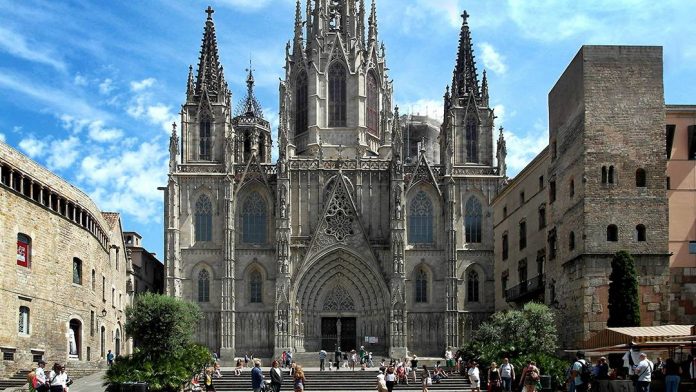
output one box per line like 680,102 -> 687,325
48,363 -> 67,392
468,361 -> 481,392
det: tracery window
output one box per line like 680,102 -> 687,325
323,285 -> 355,311
415,268 -> 428,303
408,191 -> 433,244
197,269 -> 210,303
242,192 -> 267,244
195,195 -> 213,242
249,270 -> 262,303
466,116 -> 478,162
199,119 -> 212,160
464,196 -> 482,243
366,72 -> 379,136
295,71 -> 308,135
328,62 -> 347,127
467,270 -> 480,302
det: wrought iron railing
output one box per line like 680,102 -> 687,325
505,274 -> 545,302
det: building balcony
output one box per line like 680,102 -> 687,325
505,274 -> 545,303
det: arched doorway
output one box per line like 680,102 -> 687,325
294,250 -> 390,353
68,319 -> 82,359
114,328 -> 121,356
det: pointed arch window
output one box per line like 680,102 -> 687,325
249,270 -> 262,303
295,71 -> 308,135
415,268 -> 428,303
408,191 -> 433,244
242,192 -> 267,244
466,116 -> 478,162
328,62 -> 347,127
197,269 -> 210,303
199,118 -> 212,160
464,196 -> 482,243
367,72 -> 379,136
194,195 -> 213,242
467,270 -> 480,302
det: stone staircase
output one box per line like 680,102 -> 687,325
0,370 -> 29,391
211,368 -> 471,391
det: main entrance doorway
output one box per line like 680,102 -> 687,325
321,317 -> 356,352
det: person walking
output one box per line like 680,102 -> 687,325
270,360 -> 283,392
662,358 -> 681,392
411,355 -> 419,383
445,347 -> 454,374
34,360 -> 48,392
468,361 -> 481,392
520,361 -> 540,392
47,363 -> 65,392
106,350 -> 115,366
488,362 -> 502,392
281,351 -> 287,369
319,349 -> 327,371
286,350 -> 293,370
571,351 -> 589,392
350,350 -> 358,371
421,365 -> 431,392
335,346 -> 342,370
633,353 -> 653,392
251,360 -> 264,392
385,366 -> 396,392
293,365 -> 306,392
500,358 -> 515,392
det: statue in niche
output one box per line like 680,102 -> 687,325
394,187 -> 402,219
328,0 -> 341,30
68,328 -> 77,355
280,186 -> 287,218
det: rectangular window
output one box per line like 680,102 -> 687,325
91,270 -> 96,291
503,206 -> 508,218
18,306 -> 30,335
689,241 -> 696,254
520,191 -> 525,205
17,233 -> 31,267
102,276 -> 106,301
548,228 -> 557,260
549,181 -> 556,203
689,125 -> 696,160
31,352 -> 43,363
502,233 -> 509,260
519,221 -> 527,250
3,351 -> 15,361
539,176 -> 544,191
538,206 -> 546,230
501,276 -> 508,298
90,311 -> 95,337
666,124 -> 675,159
73,258 -> 82,285
112,288 -> 115,307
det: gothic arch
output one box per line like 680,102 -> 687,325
294,69 -> 309,136
412,262 -> 433,304
294,248 -> 389,314
236,183 -> 273,245
328,61 -> 347,127
191,262 -> 214,304
405,184 -> 442,245
462,263 -> 486,304
464,195 -> 484,243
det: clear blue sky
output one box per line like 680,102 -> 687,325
1,0 -> 694,258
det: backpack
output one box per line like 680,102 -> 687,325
576,360 -> 592,383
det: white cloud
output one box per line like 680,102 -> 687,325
18,137 -> 47,158
74,73 -> 88,86
493,104 -> 506,127
504,121 -> 549,176
0,27 -> 66,72
99,78 -> 114,95
130,78 -> 156,92
87,120 -> 124,142
46,137 -> 80,170
479,43 -> 507,75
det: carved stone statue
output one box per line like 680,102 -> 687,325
68,328 -> 77,355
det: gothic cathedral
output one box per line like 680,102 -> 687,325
164,2 -> 507,360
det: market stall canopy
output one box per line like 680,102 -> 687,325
583,325 -> 695,349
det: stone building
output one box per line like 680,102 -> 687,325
401,114 -> 441,165
164,4 -> 505,360
0,142 -> 133,377
492,46 -> 672,348
666,105 -> 696,322
124,232 -> 164,294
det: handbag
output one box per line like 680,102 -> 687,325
426,376 -> 433,386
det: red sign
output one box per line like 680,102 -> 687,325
17,241 -> 28,267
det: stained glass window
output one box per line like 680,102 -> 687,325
195,195 -> 213,242
465,197 -> 482,243
242,192 -> 267,244
295,71 -> 308,134
415,268 -> 428,303
329,62 -> 347,127
199,119 -> 211,160
198,269 -> 210,303
367,72 -> 379,136
467,271 -> 480,302
408,191 -> 433,244
250,270 -> 262,303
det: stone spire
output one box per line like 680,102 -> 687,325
293,0 -> 304,53
358,0 -> 366,48
481,69 -> 489,106
496,126 -> 507,177
235,62 -> 264,118
451,10 -> 480,101
169,122 -> 179,173
368,0 -> 378,43
186,65 -> 195,99
195,6 -> 225,98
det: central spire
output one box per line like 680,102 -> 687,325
235,60 -> 264,118
451,10 -> 480,101
195,6 -> 226,98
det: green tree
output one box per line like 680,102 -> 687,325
125,292 -> 201,359
607,250 -> 641,327
106,293 -> 210,392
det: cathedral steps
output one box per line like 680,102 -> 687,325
213,369 -> 472,391
0,370 -> 30,390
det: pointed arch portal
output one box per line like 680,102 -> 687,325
294,249 -> 390,352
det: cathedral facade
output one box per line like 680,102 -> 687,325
164,2 -> 506,359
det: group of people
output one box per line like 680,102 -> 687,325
28,361 -> 72,392
251,359 -> 306,392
